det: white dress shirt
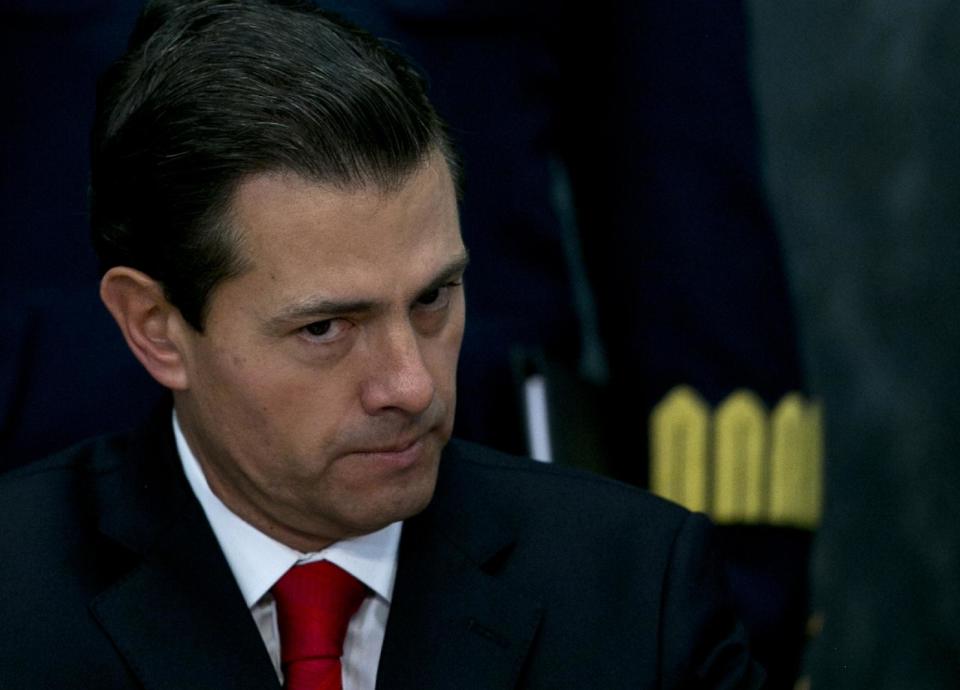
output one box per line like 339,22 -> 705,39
174,413 -> 400,690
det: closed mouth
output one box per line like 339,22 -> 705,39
354,434 -> 425,455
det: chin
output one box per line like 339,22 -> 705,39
355,457 -> 441,532
304,433 -> 446,539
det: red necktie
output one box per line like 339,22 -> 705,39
272,561 -> 368,690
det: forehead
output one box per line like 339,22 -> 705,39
224,155 -> 463,305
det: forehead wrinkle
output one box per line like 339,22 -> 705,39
273,295 -> 381,323
230,151 -> 458,260
228,153 -> 462,335
263,249 -> 468,333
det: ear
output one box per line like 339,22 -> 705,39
100,267 -> 191,391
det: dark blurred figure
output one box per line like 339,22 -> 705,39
1,1 -> 813,687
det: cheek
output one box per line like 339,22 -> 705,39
227,351 -> 368,452
200,344 -> 268,400
446,305 -> 467,363
193,343 -> 300,432
429,315 -> 465,392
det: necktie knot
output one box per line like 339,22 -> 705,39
272,561 -> 368,689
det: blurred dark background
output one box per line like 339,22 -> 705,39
2,1 -> 958,688
750,2 -> 960,687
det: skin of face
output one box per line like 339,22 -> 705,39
172,153 -> 467,552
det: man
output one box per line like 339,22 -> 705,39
0,1 -> 764,687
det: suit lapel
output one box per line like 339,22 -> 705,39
88,409 -> 280,690
376,443 -> 543,690
86,415 -> 541,689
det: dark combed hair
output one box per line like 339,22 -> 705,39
91,0 -> 456,330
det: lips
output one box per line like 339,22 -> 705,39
345,434 -> 429,471
362,437 -> 420,454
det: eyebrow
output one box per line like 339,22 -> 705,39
265,251 -> 470,330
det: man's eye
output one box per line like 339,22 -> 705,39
418,288 -> 442,306
416,282 -> 461,310
299,319 -> 349,343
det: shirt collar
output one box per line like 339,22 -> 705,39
173,411 -> 401,608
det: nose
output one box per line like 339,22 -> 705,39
359,321 -> 436,416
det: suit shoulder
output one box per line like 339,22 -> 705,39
443,438 -> 692,533
0,433 -> 131,532
0,432 -> 127,485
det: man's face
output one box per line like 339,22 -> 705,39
174,154 -> 466,550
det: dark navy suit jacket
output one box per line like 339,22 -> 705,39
0,410 -> 763,689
